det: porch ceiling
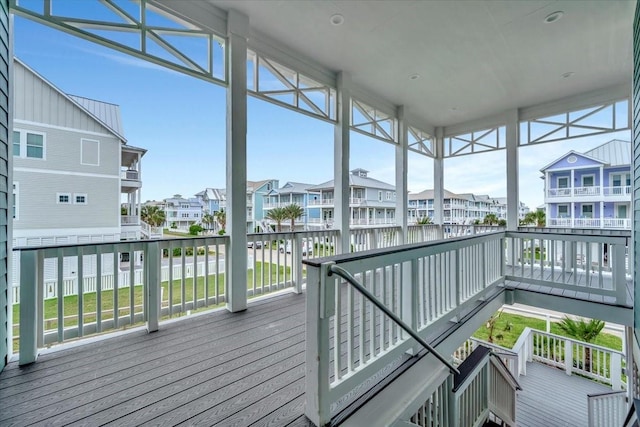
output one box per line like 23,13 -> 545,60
201,0 -> 633,128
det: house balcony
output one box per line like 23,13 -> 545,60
308,198 -> 333,206
263,201 -> 302,209
546,186 -> 631,202
120,169 -> 141,192
5,227 -> 633,426
548,217 -> 631,229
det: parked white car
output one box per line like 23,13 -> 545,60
279,240 -> 313,256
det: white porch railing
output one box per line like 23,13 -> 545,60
574,218 -> 601,228
603,186 -> 631,196
121,215 -> 139,225
588,391 -> 628,427
574,186 -> 600,196
505,231 -> 630,303
304,232 -> 505,425
547,188 -> 572,197
141,221 -> 164,239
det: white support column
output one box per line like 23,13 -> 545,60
396,106 -> 408,244
225,10 -> 249,313
434,127 -> 444,238
600,166 -> 604,228
506,109 -> 520,231
335,72 -> 351,253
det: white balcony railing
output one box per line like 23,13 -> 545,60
308,198 -> 333,206
574,186 -> 600,196
120,215 -> 139,225
547,186 -> 631,198
120,169 -> 139,180
548,218 -> 631,229
603,186 -> 631,197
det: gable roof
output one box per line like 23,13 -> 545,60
268,182 -> 317,195
247,179 -> 277,193
540,139 -> 630,172
15,58 -> 127,143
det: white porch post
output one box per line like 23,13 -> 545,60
225,10 -> 249,312
396,106 -> 408,244
335,72 -> 351,253
434,127 -> 444,238
600,166 -> 604,228
506,109 -> 519,231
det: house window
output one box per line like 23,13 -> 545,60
74,193 -> 88,205
12,131 -> 20,156
386,191 -> 391,200
181,213 -> 189,218
557,177 -> 569,188
181,204 -> 189,209
13,130 -> 46,159
12,182 -> 18,220
378,191 -> 383,201
57,193 -> 71,204
557,205 -> 569,218
194,213 -> 199,218
581,204 -> 593,218
582,175 -> 595,187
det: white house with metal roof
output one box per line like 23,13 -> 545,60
542,139 -> 631,229
12,58 -> 147,246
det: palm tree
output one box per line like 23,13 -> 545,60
416,216 -> 432,225
522,210 -> 546,227
202,213 -> 214,232
265,207 -> 288,232
556,316 -> 605,372
141,205 -> 166,227
214,209 -> 226,234
483,213 -> 499,225
284,204 -> 305,231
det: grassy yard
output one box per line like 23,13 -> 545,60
12,261 -> 292,336
473,312 -> 622,351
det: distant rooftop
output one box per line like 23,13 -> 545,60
583,139 -> 631,167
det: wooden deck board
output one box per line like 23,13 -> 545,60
516,362 -> 611,427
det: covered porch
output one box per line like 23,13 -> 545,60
1,1 -> 639,427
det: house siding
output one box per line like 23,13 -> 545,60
634,0 -> 640,347
0,0 -> 9,372
546,154 -> 602,170
13,61 -> 115,136
13,173 -> 119,229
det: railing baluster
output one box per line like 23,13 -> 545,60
168,243 -> 173,317
96,248 -> 102,333
56,250 -> 64,342
77,247 -> 84,338
129,244 -> 135,324
113,250 -> 119,327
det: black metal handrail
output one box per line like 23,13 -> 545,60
327,264 -> 460,375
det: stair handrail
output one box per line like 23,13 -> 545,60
327,263 -> 459,375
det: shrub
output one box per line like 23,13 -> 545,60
189,224 -> 203,235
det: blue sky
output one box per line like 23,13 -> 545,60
13,7 -> 630,210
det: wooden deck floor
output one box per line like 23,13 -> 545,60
0,292 -> 313,427
516,362 -> 612,427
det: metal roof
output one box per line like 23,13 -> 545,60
583,139 -> 631,166
68,95 -> 125,138
308,174 -> 395,191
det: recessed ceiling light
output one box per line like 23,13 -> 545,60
330,14 -> 344,26
544,11 -> 564,24
409,73 -> 420,80
561,71 -> 575,79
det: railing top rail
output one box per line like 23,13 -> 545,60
327,263 -> 459,375
516,227 -> 631,238
587,390 -> 628,398
304,230 -> 505,268
506,230 -> 628,244
15,235 -> 230,252
530,327 -> 625,356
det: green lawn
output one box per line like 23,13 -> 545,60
12,261 -> 292,343
472,312 -> 622,351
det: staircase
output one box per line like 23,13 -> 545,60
141,220 -> 163,239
